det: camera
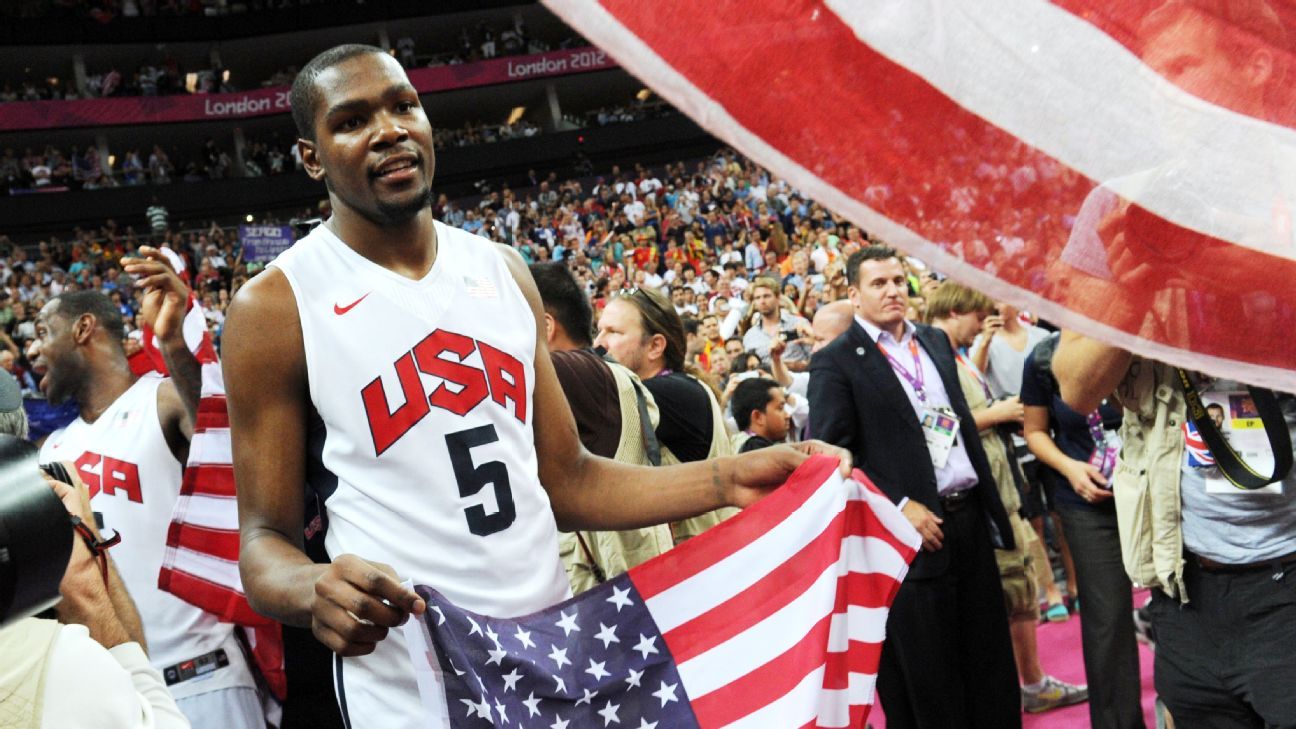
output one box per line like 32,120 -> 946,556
0,435 -> 74,630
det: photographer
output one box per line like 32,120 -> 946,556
0,388 -> 189,728
741,276 -> 810,371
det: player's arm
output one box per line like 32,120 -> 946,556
124,247 -> 202,445
500,247 -> 848,532
1053,330 -> 1131,414
224,269 -> 422,657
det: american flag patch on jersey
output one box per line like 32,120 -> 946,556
464,276 -> 498,299
1184,421 -> 1215,468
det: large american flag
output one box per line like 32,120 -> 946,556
541,0 -> 1296,392
403,456 -> 920,727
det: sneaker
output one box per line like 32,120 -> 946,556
1042,602 -> 1070,623
1022,675 -> 1089,713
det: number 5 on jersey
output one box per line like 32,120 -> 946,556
446,425 -> 516,536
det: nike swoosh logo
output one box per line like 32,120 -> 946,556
333,292 -> 370,316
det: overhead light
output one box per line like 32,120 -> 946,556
506,106 -> 526,125
636,88 -> 652,102
222,69 -> 230,82
245,214 -> 254,222
107,155 -> 116,166
46,77 -> 59,86
185,73 -> 198,93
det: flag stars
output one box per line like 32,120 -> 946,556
430,605 -> 446,626
550,718 -> 570,729
633,634 -> 659,660
486,647 -> 508,666
547,645 -> 571,670
485,624 -> 503,651
625,668 -> 644,689
514,626 -> 535,649
594,622 -> 620,649
606,585 -> 633,612
555,610 -> 581,636
501,668 -> 522,692
652,681 -> 679,707
585,658 -> 611,681
521,691 -> 542,717
493,698 -> 509,724
597,699 -> 621,726
635,720 -> 658,729
466,615 -> 483,637
553,675 -> 568,695
460,696 -> 492,721
576,688 -> 597,706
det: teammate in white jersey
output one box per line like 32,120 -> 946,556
31,270 -> 265,728
222,45 -> 848,729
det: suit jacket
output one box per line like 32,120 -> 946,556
809,320 -> 1014,579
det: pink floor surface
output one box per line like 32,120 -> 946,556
868,607 -> 1158,728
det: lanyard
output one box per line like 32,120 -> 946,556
1085,409 -> 1117,476
878,338 -> 926,403
955,352 -> 992,400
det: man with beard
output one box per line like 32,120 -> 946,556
222,45 -> 846,729
32,271 -> 265,727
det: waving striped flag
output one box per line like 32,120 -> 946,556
139,299 -> 287,701
542,0 -> 1296,392
404,456 -> 921,727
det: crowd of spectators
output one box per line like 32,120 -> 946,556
2,0 -> 372,21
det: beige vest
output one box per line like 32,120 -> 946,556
1112,358 -> 1189,600
662,375 -> 739,545
558,361 -> 675,595
0,618 -> 61,729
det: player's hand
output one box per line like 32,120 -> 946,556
312,554 -> 427,658
123,246 -> 189,345
902,500 -> 945,552
1063,459 -> 1113,504
725,441 -> 852,508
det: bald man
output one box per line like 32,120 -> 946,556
767,300 -> 855,439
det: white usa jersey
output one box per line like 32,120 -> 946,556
270,221 -> 569,729
39,374 -> 253,699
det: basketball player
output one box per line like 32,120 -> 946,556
33,265 -> 265,728
222,45 -> 846,729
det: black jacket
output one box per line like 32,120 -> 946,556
808,320 -> 1014,578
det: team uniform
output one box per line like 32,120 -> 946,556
39,373 -> 263,729
270,221 -> 570,729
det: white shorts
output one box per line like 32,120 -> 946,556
333,630 -> 432,729
176,687 -> 265,729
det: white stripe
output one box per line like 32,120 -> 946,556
169,545 -> 244,590
189,428 -> 232,465
646,472 -> 846,632
175,493 -> 240,531
676,537 -> 902,697
539,0 -> 1296,392
823,0 -> 1296,260
200,363 -> 226,398
855,480 -> 922,554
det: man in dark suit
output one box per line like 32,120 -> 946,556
809,246 -> 1020,729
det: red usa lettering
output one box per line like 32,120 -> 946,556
362,329 -> 526,456
74,451 -> 144,503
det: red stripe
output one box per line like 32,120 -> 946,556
1048,0 -> 1296,128
662,503 -> 911,663
594,0 -> 1296,374
629,455 -> 840,599
180,464 -> 236,497
822,640 -> 884,691
156,567 -> 270,626
167,521 -> 241,560
195,396 -> 230,430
